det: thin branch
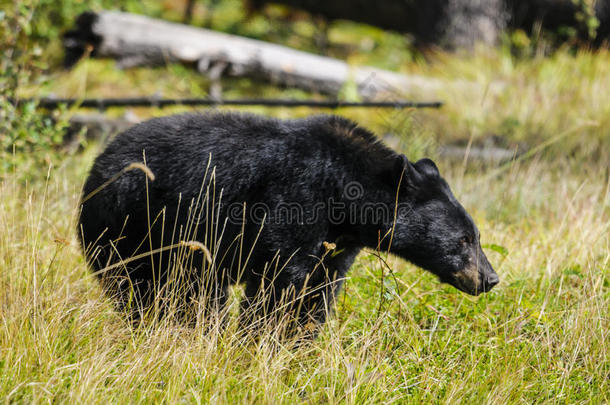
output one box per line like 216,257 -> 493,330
8,97 -> 443,110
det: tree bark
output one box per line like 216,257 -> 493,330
249,0 -> 508,49
251,0 -> 610,47
507,0 -> 610,43
63,11 -> 445,99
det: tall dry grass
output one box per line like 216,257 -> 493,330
0,141 -> 607,402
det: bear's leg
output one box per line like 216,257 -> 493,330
179,259 -> 231,327
294,245 -> 360,327
193,281 -> 229,329
239,246 -> 359,339
238,274 -> 312,339
241,265 -> 340,340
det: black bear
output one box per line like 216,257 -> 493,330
78,112 -> 498,332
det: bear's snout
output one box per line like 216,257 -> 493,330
449,246 -> 499,296
483,271 -> 500,291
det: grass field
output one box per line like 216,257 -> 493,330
1,2 -> 609,403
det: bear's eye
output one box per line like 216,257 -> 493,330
459,236 -> 472,246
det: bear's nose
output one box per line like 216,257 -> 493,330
484,273 -> 500,291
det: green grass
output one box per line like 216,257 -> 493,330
0,134 -> 607,403
1,2 -> 609,403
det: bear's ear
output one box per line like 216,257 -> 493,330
381,154 -> 419,189
403,158 -> 442,191
391,154 -> 409,184
403,157 -> 425,189
413,158 -> 440,178
394,154 -> 409,180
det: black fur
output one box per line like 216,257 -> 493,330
78,112 -> 498,332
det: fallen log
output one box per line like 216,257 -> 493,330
438,145 -> 519,163
63,11 -> 444,100
63,112 -> 140,148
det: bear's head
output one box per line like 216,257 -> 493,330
378,155 -> 499,295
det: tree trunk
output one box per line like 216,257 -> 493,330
63,11 -> 445,99
508,0 -> 610,43
250,0 -> 508,49
251,0 -> 610,47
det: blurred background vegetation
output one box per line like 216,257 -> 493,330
2,0 -> 610,174
0,1 -> 608,403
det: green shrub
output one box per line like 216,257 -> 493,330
0,2 -> 69,178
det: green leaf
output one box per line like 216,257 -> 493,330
482,243 -> 509,257
563,265 -> 583,278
